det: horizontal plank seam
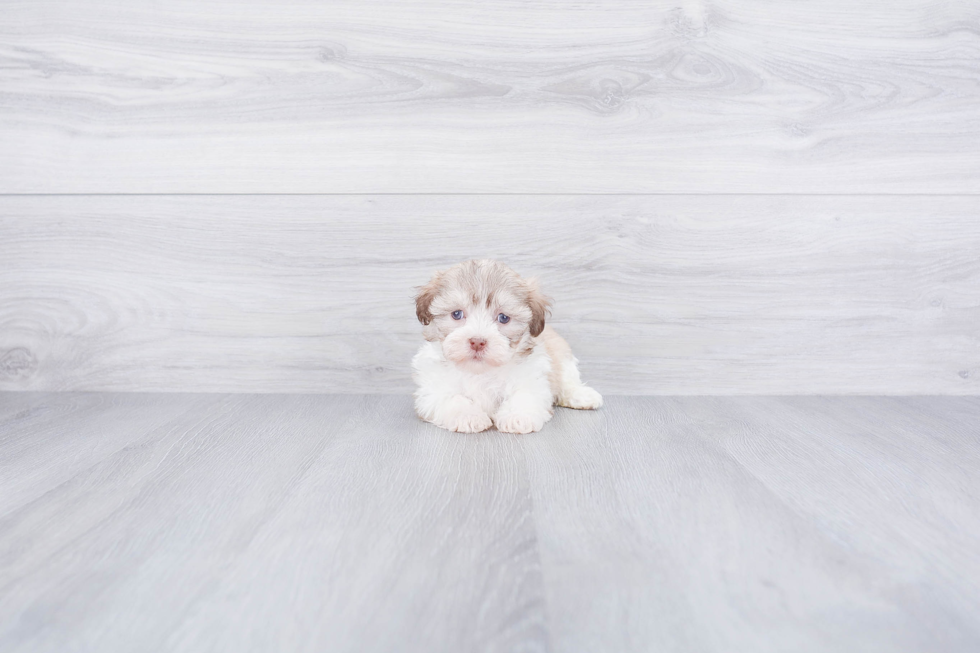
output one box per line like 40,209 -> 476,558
1,392 -> 976,399
2,193 -> 980,198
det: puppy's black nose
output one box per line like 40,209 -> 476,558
469,338 -> 487,352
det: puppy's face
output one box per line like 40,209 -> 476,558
415,260 -> 551,370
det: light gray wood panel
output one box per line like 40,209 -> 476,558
2,393 -> 979,651
2,1 -> 979,193
521,396 -> 980,653
0,196 -> 980,394
0,394 -> 547,653
2,195 -> 978,394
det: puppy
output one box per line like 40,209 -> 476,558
412,259 -> 602,434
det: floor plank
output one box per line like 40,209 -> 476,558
2,1 -> 978,192
520,396 -> 980,653
2,195 -> 978,395
1,394 -> 979,652
0,392 -> 49,423
0,394 -> 547,653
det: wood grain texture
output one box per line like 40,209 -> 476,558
1,1 -> 979,193
520,395 -> 980,653
1,393 -> 979,651
0,393 -> 547,653
2,195 -> 978,394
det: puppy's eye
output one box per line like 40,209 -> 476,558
497,313 -> 510,324
452,310 -> 463,320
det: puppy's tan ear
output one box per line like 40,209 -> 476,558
415,272 -> 443,325
524,277 -> 552,337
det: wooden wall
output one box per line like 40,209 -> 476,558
2,1 -> 978,394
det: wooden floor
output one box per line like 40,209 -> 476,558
1,393 -> 978,652
4,5 -> 977,650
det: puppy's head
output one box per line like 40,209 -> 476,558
415,259 -> 552,370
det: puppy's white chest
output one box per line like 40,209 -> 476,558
412,341 -> 551,416
456,367 -> 513,413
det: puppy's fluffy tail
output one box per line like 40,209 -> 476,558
539,326 -> 603,410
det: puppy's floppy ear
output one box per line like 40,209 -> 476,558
524,277 -> 552,337
415,271 -> 444,325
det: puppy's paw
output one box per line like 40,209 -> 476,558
560,386 -> 603,410
439,408 -> 493,434
494,412 -> 547,435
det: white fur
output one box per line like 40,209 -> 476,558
413,339 -> 555,434
412,259 -> 602,434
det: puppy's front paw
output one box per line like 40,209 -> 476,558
439,408 -> 492,434
494,412 -> 547,435
560,386 -> 603,410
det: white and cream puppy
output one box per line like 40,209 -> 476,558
412,259 -> 602,434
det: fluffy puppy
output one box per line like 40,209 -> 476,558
412,259 -> 602,434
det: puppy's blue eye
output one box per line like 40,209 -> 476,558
497,313 -> 510,324
452,310 -> 463,320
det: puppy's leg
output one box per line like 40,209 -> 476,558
494,382 -> 554,435
540,326 -> 603,410
416,392 -> 492,433
555,357 -> 603,409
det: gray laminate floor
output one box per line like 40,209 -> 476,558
1,393 -> 978,652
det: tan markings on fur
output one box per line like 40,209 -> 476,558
415,271 -> 444,325
515,338 -> 535,358
417,259 -> 551,354
524,277 -> 552,337
539,325 -> 571,400
507,329 -> 528,348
